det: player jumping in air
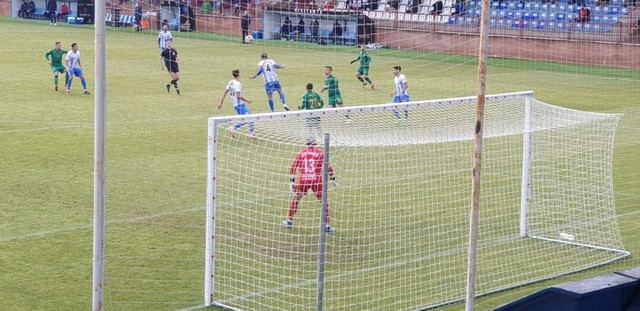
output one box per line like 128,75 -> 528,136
284,138 -> 338,233
300,82 -> 324,138
161,40 -> 181,95
45,41 -> 67,91
391,65 -> 409,120
350,45 -> 374,89
64,43 -> 90,95
321,66 -> 351,121
250,53 -> 289,112
218,69 -> 255,138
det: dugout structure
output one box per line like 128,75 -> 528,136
205,91 -> 628,310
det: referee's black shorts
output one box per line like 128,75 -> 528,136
165,61 -> 179,73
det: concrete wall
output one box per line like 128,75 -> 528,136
0,0 -> 12,16
375,27 -> 640,69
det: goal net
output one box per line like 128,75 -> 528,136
205,91 -> 628,310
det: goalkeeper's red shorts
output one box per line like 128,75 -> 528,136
295,179 -> 323,200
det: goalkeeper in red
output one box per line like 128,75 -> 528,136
283,138 -> 338,233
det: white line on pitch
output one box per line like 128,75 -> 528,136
0,207 -> 202,242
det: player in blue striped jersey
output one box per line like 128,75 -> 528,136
158,24 -> 173,51
391,65 -> 409,120
64,43 -> 90,95
250,53 -> 289,112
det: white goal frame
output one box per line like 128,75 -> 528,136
204,90 -> 629,310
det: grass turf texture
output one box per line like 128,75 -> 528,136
0,17 -> 638,310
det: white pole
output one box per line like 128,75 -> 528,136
520,95 -> 533,237
316,133 -> 330,311
465,0 -> 491,308
204,119 -> 218,306
92,0 -> 107,309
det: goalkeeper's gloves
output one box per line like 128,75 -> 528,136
289,176 -> 295,193
350,60 -> 356,64
330,176 -> 339,188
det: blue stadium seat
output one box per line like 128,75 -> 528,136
516,1 -> 524,9
593,5 -> 602,14
557,21 -> 568,30
535,20 -> 546,29
447,16 -> 458,24
541,3 -> 549,11
556,13 -> 566,20
500,1 -> 508,9
514,11 -> 523,18
621,7 -> 628,14
532,2 -> 541,11
465,16 -> 479,25
539,12 -> 548,20
506,10 -> 515,18
610,15 -> 619,23
523,11 -> 531,19
609,6 -> 619,14
524,2 -> 531,10
492,1 -> 500,8
531,12 -> 539,19
498,18 -> 508,26
558,4 -> 566,11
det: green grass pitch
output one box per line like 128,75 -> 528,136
0,17 -> 639,310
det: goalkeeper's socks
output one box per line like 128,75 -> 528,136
54,76 -> 58,86
357,76 -> 365,83
268,99 -> 274,112
364,77 -> 373,85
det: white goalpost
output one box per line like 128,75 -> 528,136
205,91 -> 628,310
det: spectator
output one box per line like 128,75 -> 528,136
281,16 -> 292,40
576,5 -> 590,23
296,17 -> 305,41
232,0 -> 240,15
388,0 -> 399,11
57,2 -> 69,19
134,1 -> 143,31
407,0 -> 421,13
241,11 -> 251,43
429,0 -> 443,14
324,0 -> 334,10
452,0 -> 465,15
331,20 -> 342,44
310,17 -> 320,43
26,0 -> 36,19
47,0 -> 57,25
370,0 -> 379,10
18,0 -> 28,18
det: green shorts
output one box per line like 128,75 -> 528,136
51,65 -> 66,74
357,66 -> 369,76
328,96 -> 343,107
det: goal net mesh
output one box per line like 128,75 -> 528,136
208,92 -> 627,310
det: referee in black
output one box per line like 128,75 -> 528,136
160,40 -> 181,95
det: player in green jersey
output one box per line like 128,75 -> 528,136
300,82 -> 324,137
321,66 -> 351,121
350,45 -> 374,89
45,41 -> 68,91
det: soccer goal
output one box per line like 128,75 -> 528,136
204,91 -> 628,310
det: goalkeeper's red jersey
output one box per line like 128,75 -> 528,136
290,146 -> 334,181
